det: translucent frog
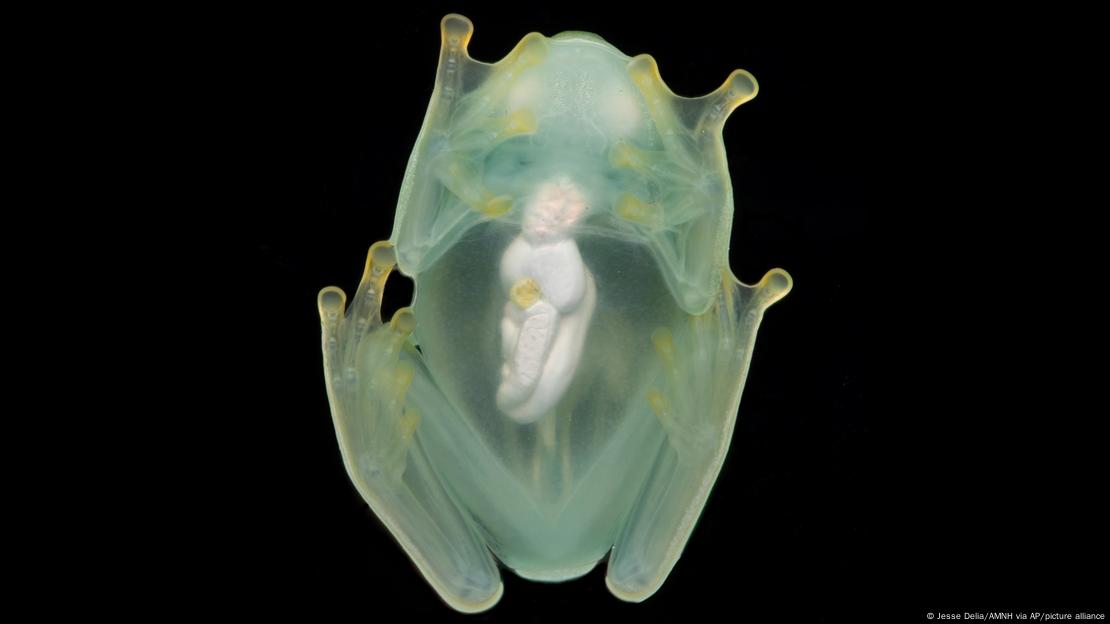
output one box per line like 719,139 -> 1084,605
317,14 -> 792,613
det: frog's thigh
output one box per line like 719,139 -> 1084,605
607,269 -> 791,601
606,438 -> 718,602
319,241 -> 502,613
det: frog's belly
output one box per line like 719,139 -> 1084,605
411,224 -> 682,578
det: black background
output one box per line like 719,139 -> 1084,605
191,3 -> 1102,622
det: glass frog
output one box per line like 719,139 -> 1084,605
317,13 -> 792,613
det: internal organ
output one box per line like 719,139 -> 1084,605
496,177 -> 596,423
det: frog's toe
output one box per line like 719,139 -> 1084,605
605,557 -> 664,603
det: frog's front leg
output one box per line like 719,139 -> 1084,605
607,268 -> 791,602
318,241 -> 502,613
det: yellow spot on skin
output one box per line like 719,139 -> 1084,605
393,362 -> 415,399
441,157 -> 511,218
510,277 -> 542,308
609,142 -> 637,169
609,141 -> 668,172
646,389 -> 671,428
503,110 -> 537,137
490,109 -> 538,143
651,327 -> 676,368
617,194 -> 662,227
399,407 -> 421,443
482,194 -> 513,217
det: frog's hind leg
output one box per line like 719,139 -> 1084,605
319,241 -> 503,613
606,269 -> 791,601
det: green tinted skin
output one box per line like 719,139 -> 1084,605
317,14 -> 791,613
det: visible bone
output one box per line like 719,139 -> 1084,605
436,14 -> 476,112
627,54 -> 759,148
354,241 -> 396,335
608,140 -> 669,171
691,69 -> 759,136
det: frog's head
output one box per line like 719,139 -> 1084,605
394,13 -> 761,314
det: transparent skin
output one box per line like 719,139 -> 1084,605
317,14 -> 792,613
